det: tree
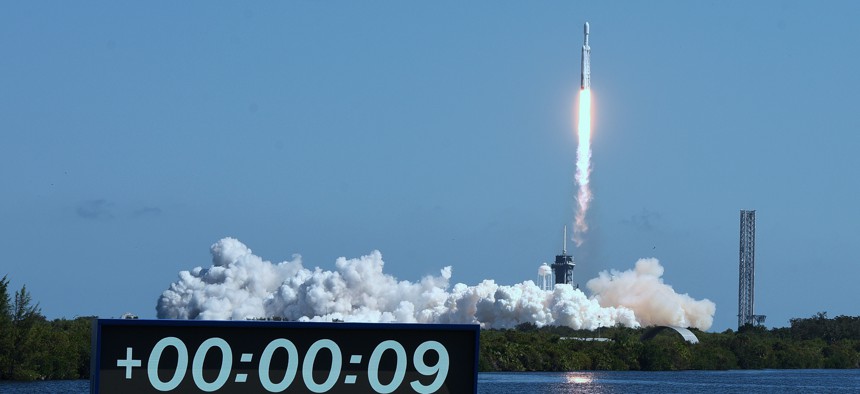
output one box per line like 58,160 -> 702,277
0,276 -> 12,379
731,333 -> 772,369
8,285 -> 46,380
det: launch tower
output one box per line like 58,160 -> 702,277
552,226 -> 575,287
738,210 -> 765,328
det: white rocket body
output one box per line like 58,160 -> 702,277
581,22 -> 591,90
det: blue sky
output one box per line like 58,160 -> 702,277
2,2 -> 859,331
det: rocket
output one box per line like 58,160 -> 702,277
581,22 -> 591,90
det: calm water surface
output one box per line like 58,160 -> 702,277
0,370 -> 857,393
478,370 -> 860,393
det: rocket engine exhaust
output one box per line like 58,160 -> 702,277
574,22 -> 593,246
156,237 -> 716,330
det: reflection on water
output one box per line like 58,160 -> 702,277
0,370 -> 858,393
478,370 -> 860,394
564,372 -> 593,384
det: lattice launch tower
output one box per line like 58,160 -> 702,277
738,210 -> 765,328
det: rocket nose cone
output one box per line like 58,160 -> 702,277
584,22 -> 589,35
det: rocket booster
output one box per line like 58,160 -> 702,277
581,22 -> 591,90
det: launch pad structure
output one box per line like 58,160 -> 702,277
738,210 -> 766,329
552,226 -> 576,288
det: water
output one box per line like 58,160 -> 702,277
478,370 -> 860,393
0,379 -> 89,393
0,370 -> 857,393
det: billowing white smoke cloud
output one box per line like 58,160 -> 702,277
157,238 -> 713,330
156,238 -> 636,329
586,258 -> 716,330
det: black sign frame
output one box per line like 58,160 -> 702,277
91,319 -> 479,394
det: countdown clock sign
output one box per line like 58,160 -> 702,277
91,319 -> 479,393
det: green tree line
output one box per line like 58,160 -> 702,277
480,316 -> 860,372
0,276 -> 91,381
1,273 -> 859,380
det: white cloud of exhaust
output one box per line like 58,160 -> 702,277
157,238 -> 714,330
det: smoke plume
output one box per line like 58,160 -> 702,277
586,258 -> 716,329
157,238 -> 714,330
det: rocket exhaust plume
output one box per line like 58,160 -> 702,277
157,238 -> 716,331
574,22 -> 593,246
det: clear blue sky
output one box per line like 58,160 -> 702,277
2,2 -> 859,331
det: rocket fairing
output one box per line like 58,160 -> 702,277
581,22 -> 591,90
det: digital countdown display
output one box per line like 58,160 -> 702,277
91,319 -> 479,394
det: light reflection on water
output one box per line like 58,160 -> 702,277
0,370 -> 858,393
478,370 -> 860,394
564,372 -> 593,384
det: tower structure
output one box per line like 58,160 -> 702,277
738,210 -> 765,328
538,263 -> 553,291
551,226 -> 575,287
